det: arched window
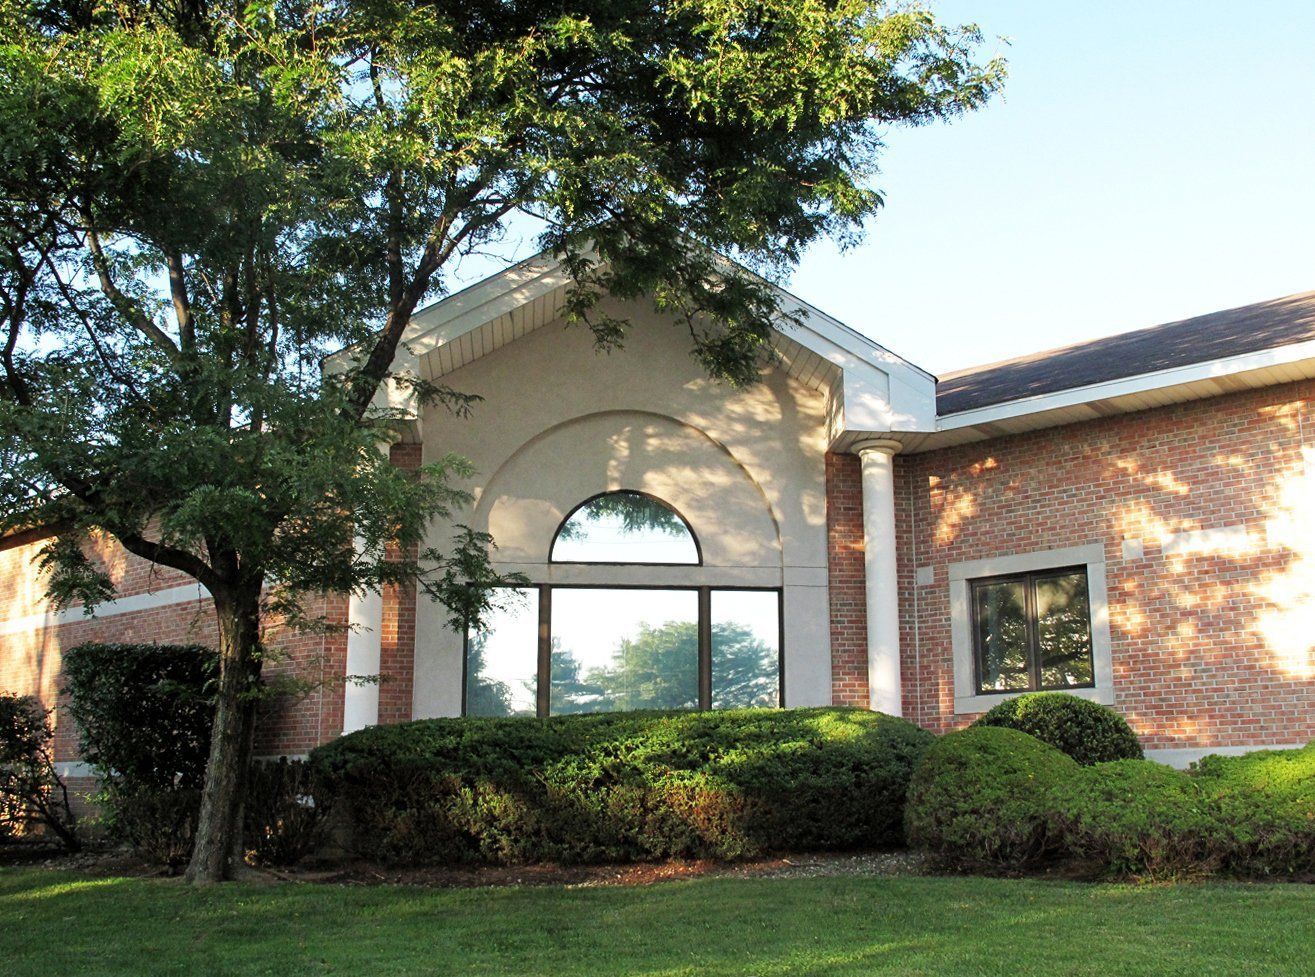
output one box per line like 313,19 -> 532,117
550,491 -> 700,565
465,491 -> 781,719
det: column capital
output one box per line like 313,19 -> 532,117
851,437 -> 903,458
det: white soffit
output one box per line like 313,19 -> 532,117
397,252 -> 932,420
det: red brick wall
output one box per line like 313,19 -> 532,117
826,452 -> 869,706
377,441 -> 420,725
0,533 -> 346,764
13,383 -> 1315,764
895,380 -> 1315,751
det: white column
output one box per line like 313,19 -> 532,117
854,439 -> 903,716
343,545 -> 383,734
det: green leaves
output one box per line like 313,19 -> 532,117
0,0 -> 1003,630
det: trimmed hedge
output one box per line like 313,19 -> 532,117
1050,759 -> 1219,879
973,692 -> 1142,766
1193,743 -> 1315,878
309,707 -> 933,865
63,642 -> 217,790
907,723 -> 1315,880
63,642 -> 216,868
904,726 -> 1077,868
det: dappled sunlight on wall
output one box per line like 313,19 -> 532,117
928,457 -> 998,546
1113,458 -> 1192,497
1253,446 -> 1315,680
899,381 -> 1315,749
479,411 -> 784,569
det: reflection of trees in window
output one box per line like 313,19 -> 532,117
549,620 -> 776,714
547,640 -> 611,715
464,632 -> 514,716
973,568 -> 1093,694
712,622 -> 780,708
556,491 -> 688,542
974,580 -> 1029,692
551,621 -> 698,713
1037,574 -> 1093,687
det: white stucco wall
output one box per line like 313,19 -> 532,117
412,297 -> 834,717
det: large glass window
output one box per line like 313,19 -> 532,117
464,586 -> 781,717
464,588 -> 539,717
972,567 -> 1094,695
711,590 -> 781,709
465,492 -> 782,717
550,589 -> 699,714
551,491 -> 699,564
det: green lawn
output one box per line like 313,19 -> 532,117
2,868 -> 1312,977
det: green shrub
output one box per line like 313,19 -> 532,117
244,759 -> 326,867
110,785 -> 202,871
1051,759 -> 1221,879
63,642 -> 217,790
973,693 -> 1142,766
310,707 -> 933,865
0,693 -> 78,850
63,642 -> 217,865
905,726 -> 1077,868
1192,743 -> 1315,878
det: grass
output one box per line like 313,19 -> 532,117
2,868 -> 1313,976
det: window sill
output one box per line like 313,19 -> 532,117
954,683 -> 1114,716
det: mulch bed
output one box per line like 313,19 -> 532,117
5,843 -> 932,889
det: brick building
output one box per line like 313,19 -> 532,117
3,255 -> 1313,774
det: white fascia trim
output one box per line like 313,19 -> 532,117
937,337 -> 1315,431
323,244 -> 941,436
0,582 -> 211,637
321,250 -> 568,374
764,284 -> 936,384
404,259 -> 573,359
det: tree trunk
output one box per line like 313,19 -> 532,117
185,585 -> 262,884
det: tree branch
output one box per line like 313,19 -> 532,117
43,258 -> 149,405
345,191 -> 518,421
165,246 -> 195,354
114,528 -> 224,595
0,253 -> 33,407
85,225 -> 182,360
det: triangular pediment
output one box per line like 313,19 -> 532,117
389,250 -> 937,446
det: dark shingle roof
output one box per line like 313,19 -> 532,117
936,290 -> 1315,415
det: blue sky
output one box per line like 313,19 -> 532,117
455,1 -> 1315,376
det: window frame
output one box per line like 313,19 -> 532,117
461,583 -> 784,718
549,490 -> 704,567
969,565 -> 1096,696
947,543 -> 1114,714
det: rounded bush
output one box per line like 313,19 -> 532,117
309,707 -> 934,865
905,726 -> 1077,867
1052,759 -> 1221,879
1192,743 -> 1315,877
973,692 -> 1142,766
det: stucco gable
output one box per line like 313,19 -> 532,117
359,249 -> 938,449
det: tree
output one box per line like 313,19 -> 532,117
0,0 -> 1003,881
546,640 -> 614,715
706,622 -> 780,708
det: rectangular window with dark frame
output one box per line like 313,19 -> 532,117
971,567 -> 1094,695
462,585 -> 783,717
